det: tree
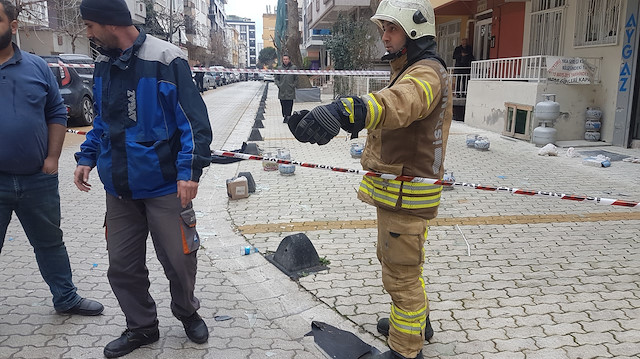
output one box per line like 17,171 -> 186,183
285,0 -> 310,87
11,0 -> 85,53
47,0 -> 84,53
325,13 -> 377,96
140,0 -> 185,44
258,46 -> 277,68
325,13 -> 376,70
275,0 -> 311,88
206,30 -> 230,67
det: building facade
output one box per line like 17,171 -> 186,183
263,12 -> 276,50
226,15 -> 256,68
225,25 -> 241,67
435,0 -> 640,148
302,0 -> 380,70
208,0 -> 226,33
184,0 -> 212,61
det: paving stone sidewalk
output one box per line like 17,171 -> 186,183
1,80 -> 639,359
230,83 -> 640,359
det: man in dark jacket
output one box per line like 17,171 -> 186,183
73,0 -> 213,357
452,38 -> 474,96
275,54 -> 297,123
194,60 -> 205,93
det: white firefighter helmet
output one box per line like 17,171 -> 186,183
371,0 -> 436,40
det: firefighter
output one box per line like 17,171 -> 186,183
287,0 -> 452,357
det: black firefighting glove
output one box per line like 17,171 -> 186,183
287,97 -> 367,145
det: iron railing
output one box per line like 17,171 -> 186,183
470,55 -> 602,83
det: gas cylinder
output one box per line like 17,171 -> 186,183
532,94 -> 560,146
532,121 -> 557,146
533,94 -> 560,122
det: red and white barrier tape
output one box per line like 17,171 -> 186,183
63,132 -> 636,208
48,62 -> 389,76
212,150 -> 640,209
66,129 -> 89,135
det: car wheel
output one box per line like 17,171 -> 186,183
78,96 -> 95,126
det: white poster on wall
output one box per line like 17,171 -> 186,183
546,57 -> 596,84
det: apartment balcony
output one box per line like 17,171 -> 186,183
304,34 -> 326,49
308,0 -> 370,29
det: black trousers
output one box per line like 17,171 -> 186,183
195,75 -> 204,93
280,100 -> 294,118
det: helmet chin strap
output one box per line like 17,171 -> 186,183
380,47 -> 407,61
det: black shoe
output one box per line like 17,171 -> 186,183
103,328 -> 160,358
377,316 -> 434,341
283,116 -> 289,123
370,349 -> 424,359
176,311 -> 209,344
57,298 -> 104,316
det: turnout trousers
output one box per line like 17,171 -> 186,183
376,207 -> 429,358
105,193 -> 200,330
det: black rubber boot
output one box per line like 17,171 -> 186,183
376,315 -> 434,341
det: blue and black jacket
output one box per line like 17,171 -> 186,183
75,30 -> 212,199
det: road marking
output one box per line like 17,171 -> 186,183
236,211 -> 640,234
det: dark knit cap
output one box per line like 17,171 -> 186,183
80,0 -> 133,26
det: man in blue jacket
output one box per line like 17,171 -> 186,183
0,0 -> 103,317
73,1 -> 213,357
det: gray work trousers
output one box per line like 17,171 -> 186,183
105,193 -> 200,330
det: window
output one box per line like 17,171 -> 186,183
503,102 -> 533,141
529,0 -> 566,55
574,0 -> 621,47
437,20 -> 460,67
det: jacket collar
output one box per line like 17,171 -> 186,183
0,42 -> 21,69
389,53 -> 408,77
101,28 -> 147,70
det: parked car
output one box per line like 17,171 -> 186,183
210,72 -> 223,87
222,72 -> 234,85
203,72 -> 217,89
41,54 -> 95,126
263,73 -> 275,82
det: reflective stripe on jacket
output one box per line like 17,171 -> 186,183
357,55 -> 453,220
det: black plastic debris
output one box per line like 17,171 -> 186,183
305,321 -> 381,359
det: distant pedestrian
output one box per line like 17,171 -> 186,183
74,0 -> 213,357
0,0 -> 104,317
452,38 -> 474,96
287,0 -> 451,357
194,60 -> 205,93
275,54 -> 297,123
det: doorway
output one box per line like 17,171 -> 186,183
474,17 -> 492,61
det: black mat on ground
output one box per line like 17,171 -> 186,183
305,321 -> 381,359
579,150 -> 631,162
